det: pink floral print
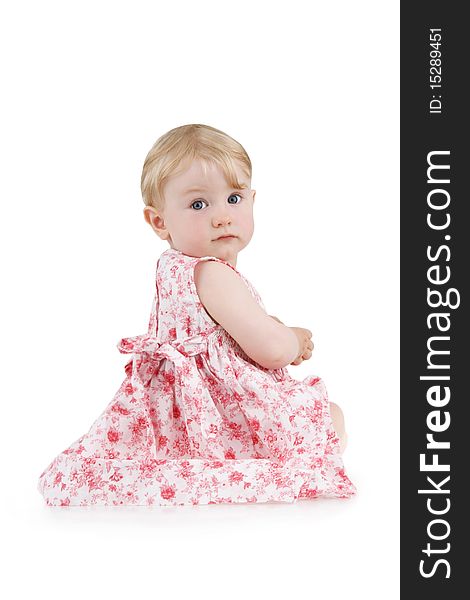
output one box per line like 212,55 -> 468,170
37,248 -> 356,506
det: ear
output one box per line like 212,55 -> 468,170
252,189 -> 256,203
143,206 -> 171,241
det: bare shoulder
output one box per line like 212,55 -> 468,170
194,260 -> 243,299
194,260 -> 255,324
194,258 -> 237,282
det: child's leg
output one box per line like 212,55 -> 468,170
329,402 -> 348,454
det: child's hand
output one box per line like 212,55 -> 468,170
269,316 -> 313,365
289,327 -> 314,365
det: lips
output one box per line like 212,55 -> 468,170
215,235 -> 237,240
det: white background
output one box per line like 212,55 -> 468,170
1,1 -> 399,598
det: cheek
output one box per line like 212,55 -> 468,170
185,217 -> 206,240
240,208 -> 254,231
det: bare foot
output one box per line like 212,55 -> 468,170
330,402 -> 347,454
339,430 -> 348,454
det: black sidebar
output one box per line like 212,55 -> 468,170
401,2 -> 468,597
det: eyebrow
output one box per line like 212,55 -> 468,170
182,185 -> 249,196
182,187 -> 208,195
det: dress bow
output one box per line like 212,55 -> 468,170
116,331 -> 215,386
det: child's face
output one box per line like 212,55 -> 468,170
144,158 -> 256,267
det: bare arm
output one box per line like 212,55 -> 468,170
194,261 -> 299,369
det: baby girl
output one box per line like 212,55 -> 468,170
37,124 -> 355,506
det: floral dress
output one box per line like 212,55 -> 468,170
37,248 -> 356,506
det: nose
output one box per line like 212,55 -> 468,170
211,212 -> 231,228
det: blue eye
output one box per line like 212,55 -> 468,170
190,200 -> 207,210
228,194 -> 242,204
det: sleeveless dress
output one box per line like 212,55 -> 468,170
37,248 -> 356,506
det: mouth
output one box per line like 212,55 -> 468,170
214,235 -> 237,241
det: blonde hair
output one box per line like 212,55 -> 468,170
141,124 -> 252,211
